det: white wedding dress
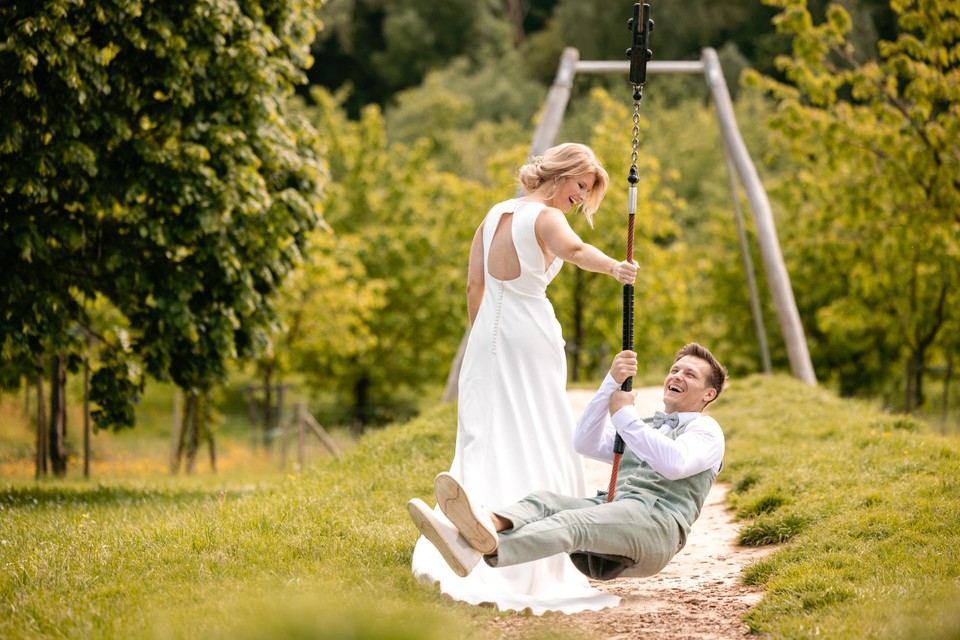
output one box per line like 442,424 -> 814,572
411,199 -> 621,614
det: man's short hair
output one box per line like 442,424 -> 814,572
675,343 -> 728,398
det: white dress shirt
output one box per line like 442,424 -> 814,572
573,373 -> 725,480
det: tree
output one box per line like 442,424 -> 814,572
309,0 -> 514,115
745,0 -> 960,410
0,0 -> 326,465
254,225 -> 385,438
292,87 -> 491,430
384,54 -> 543,180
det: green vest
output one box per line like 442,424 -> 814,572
614,419 -> 719,549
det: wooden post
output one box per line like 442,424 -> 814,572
297,406 -> 306,471
205,401 -> 217,473
701,47 -> 816,384
719,132 -> 773,373
280,403 -> 294,471
302,411 -> 343,460
185,392 -> 200,475
529,47 -> 580,158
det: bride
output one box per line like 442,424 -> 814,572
410,143 -> 637,614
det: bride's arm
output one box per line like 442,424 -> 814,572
466,225 -> 484,325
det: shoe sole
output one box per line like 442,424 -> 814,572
407,499 -> 472,577
434,473 -> 498,554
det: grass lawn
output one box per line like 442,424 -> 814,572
2,374 -> 959,639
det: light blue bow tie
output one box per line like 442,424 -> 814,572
643,411 -> 679,429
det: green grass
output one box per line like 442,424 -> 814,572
1,375 -> 959,639
711,375 -> 960,639
0,401 -> 581,640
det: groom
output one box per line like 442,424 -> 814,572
408,343 -> 727,580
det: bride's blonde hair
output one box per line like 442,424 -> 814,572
517,143 -> 610,224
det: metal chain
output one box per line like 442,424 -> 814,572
630,85 -> 643,176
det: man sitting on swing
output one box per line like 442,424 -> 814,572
408,343 -> 727,581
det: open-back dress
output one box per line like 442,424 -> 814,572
410,199 -> 620,614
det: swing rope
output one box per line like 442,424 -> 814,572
569,3 -> 653,582
606,3 -> 651,506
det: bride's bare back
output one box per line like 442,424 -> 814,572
487,213 -> 521,281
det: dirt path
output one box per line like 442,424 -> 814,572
523,388 -> 772,639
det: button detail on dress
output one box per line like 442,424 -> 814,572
491,281 -> 505,354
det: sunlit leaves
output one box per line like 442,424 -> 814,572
0,0 -> 326,430
279,87 -> 495,425
755,0 -> 960,407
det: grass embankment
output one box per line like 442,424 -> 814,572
1,375 -> 959,639
710,376 -> 960,639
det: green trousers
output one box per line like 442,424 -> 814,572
485,489 -> 684,578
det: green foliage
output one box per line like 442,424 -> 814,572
745,0 -> 960,409
544,88 -> 694,381
370,0 -> 512,89
384,54 -> 542,180
311,0 -> 514,114
0,1 -> 325,430
282,87 -> 496,426
89,338 -> 143,431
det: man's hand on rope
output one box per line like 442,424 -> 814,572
609,389 -> 639,416
612,259 -> 639,285
609,350 -> 638,384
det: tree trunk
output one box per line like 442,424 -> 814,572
352,375 -> 369,437
171,392 -> 196,474
185,392 -> 200,474
83,355 -> 91,479
170,391 -> 215,474
911,346 -> 926,413
169,390 -> 183,474
49,355 -> 68,477
202,392 -> 217,473
262,364 -> 274,448
35,373 -> 47,479
503,0 -> 526,46
904,347 -> 926,414
207,425 -> 217,472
